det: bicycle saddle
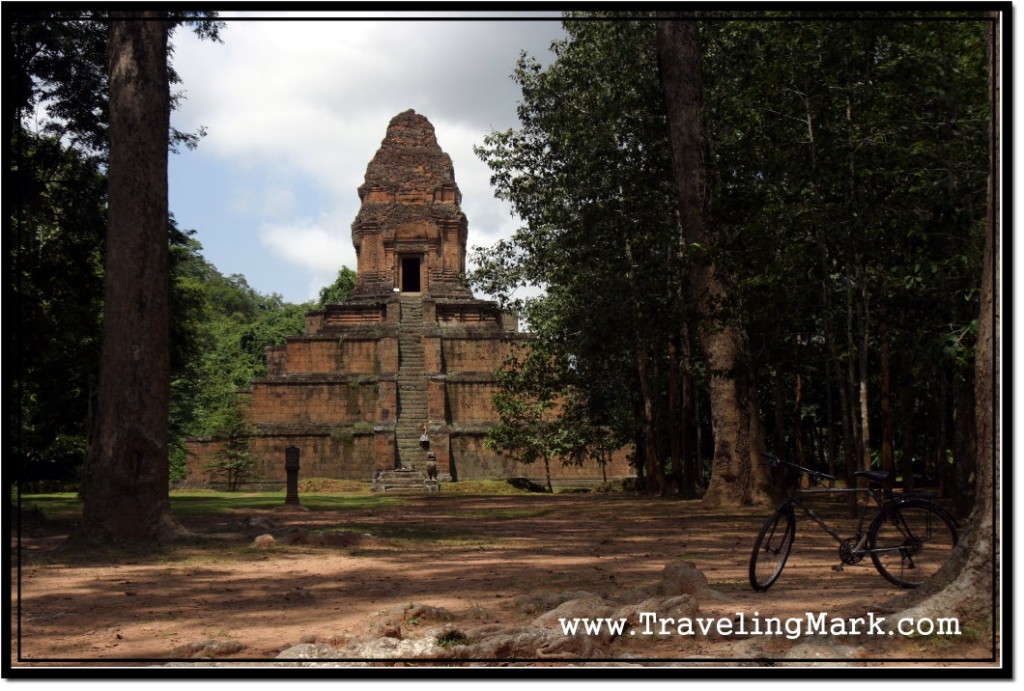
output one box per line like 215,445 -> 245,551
852,470 -> 890,484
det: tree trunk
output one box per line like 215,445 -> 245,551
793,369 -> 805,467
702,326 -> 770,507
953,381 -> 976,518
844,280 -> 861,514
622,230 -> 664,496
890,10 -> 999,631
773,374 -> 785,455
822,277 -> 840,480
667,337 -> 683,494
635,346 -> 665,495
824,362 -> 837,479
680,324 -> 701,498
72,14 -> 185,544
936,374 -> 949,493
899,384 -> 916,492
856,262 -> 871,473
879,310 -> 895,475
656,15 -> 770,508
543,452 -> 553,494
807,96 -> 833,477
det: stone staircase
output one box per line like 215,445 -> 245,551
370,468 -> 439,493
395,296 -> 431,471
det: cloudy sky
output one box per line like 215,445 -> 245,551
167,11 -> 565,304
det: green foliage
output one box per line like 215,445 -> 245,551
475,12 -> 990,498
318,266 -> 357,306
485,350 -> 598,493
11,133 -> 106,484
473,17 -> 673,484
202,400 -> 254,491
6,9 -> 224,160
699,16 -> 988,479
435,629 -> 470,648
167,249 -> 317,479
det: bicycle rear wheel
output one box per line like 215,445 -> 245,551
749,507 -> 796,591
868,499 -> 958,588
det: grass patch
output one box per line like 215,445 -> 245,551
320,522 -> 495,548
459,508 -> 556,521
435,629 -> 470,648
15,493 -> 82,521
441,480 -> 600,496
168,492 -> 399,516
15,491 -> 401,522
367,523 -> 480,544
298,478 -> 369,493
437,480 -> 535,495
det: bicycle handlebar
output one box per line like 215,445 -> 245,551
760,451 -> 836,482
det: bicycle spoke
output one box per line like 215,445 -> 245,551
869,500 -> 957,588
749,508 -> 795,591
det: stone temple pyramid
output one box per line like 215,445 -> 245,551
186,110 -> 632,490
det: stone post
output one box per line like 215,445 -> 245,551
284,446 -> 301,506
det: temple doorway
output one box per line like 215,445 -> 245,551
401,256 -> 421,292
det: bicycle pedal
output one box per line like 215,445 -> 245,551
831,564 -> 845,572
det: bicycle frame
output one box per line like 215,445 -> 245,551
781,485 -> 883,554
751,451 -> 959,591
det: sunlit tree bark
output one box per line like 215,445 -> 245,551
74,13 -> 186,543
657,15 -> 772,507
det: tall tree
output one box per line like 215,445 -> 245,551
475,12 -> 986,507
10,10 -> 222,493
889,8 -> 1000,631
73,13 -> 183,542
473,17 -> 694,495
657,15 -> 772,507
485,351 -> 568,494
697,15 -> 986,500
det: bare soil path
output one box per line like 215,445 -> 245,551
11,491 -> 994,668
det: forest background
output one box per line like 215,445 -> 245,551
11,11 -> 993,514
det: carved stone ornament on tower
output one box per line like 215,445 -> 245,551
350,109 -> 471,300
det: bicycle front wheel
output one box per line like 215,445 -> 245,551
868,499 -> 958,588
749,507 -> 796,592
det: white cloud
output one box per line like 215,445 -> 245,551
259,215 -> 357,296
173,18 -> 560,175
169,16 -> 564,303
426,119 -> 523,269
230,181 -> 297,219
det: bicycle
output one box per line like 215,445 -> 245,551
749,452 -> 958,592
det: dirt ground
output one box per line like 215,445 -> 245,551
10,491 -> 998,670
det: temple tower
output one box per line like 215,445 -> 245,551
349,109 -> 471,300
185,111 -> 634,490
